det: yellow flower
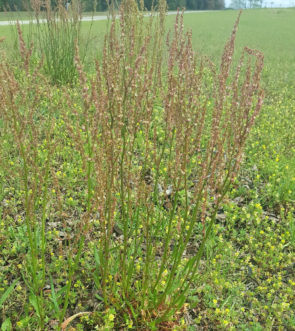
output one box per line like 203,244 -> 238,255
127,319 -> 133,328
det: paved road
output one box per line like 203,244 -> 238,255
0,10 -> 209,26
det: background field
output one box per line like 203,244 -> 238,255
1,8 -> 295,83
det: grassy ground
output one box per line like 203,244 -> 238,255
0,8 -> 295,330
0,11 -> 37,21
0,11 -> 109,21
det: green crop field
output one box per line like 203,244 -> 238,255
0,5 -> 295,330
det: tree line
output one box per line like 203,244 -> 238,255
229,0 -> 264,8
0,0 -> 225,12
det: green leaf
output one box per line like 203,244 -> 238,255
95,294 -> 103,301
93,276 -> 100,292
94,246 -> 100,267
0,279 -> 18,308
49,275 -> 60,314
29,294 -> 40,317
1,318 -> 12,331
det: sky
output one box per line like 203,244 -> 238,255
225,0 -> 295,7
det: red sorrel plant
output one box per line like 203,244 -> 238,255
0,28 -> 56,329
63,2 -> 264,329
0,1 -> 264,329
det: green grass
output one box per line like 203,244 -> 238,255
0,11 -> 109,21
0,11 -> 36,21
0,7 -> 295,330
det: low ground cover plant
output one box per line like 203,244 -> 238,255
1,2 -> 294,330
